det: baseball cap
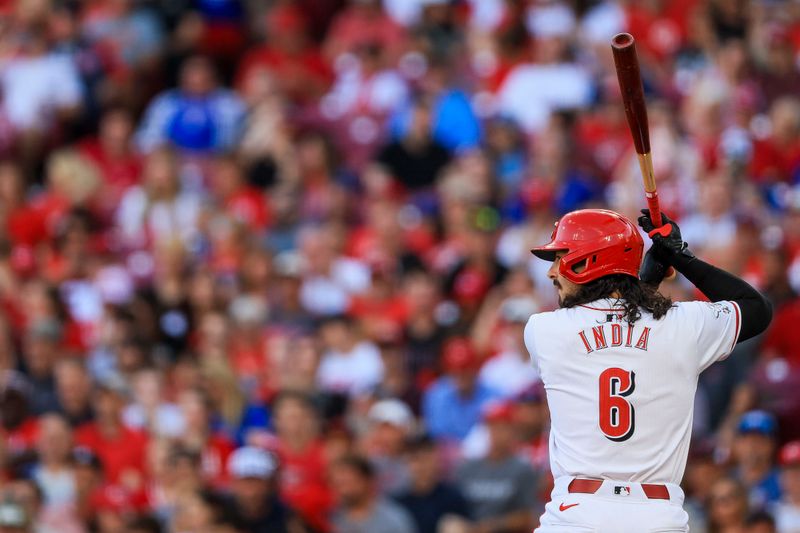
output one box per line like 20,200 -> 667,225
780,441 -> 800,467
368,399 -> 414,432
228,446 -> 277,480
0,500 -> 26,528
229,295 -> 269,325
274,251 -> 305,278
483,401 -> 517,424
500,297 -> 539,323
442,338 -> 479,372
737,410 -> 777,436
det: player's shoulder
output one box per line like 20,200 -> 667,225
670,299 -> 737,317
524,309 -> 559,334
524,308 -> 576,347
657,300 -> 740,334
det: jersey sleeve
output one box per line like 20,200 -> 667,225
523,314 -> 542,375
682,300 -> 742,372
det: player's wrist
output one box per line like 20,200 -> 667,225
663,244 -> 696,269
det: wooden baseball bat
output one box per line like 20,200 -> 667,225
611,32 -> 676,279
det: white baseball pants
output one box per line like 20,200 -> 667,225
536,477 -> 690,533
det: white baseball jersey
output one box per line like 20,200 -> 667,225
524,297 -> 741,485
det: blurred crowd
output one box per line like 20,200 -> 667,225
0,0 -> 799,532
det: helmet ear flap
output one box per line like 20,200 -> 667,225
560,252 -> 602,283
570,258 -> 588,274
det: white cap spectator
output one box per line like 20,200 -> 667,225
228,447 -> 277,480
368,399 -> 415,432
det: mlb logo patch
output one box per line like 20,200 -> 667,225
614,486 -> 631,496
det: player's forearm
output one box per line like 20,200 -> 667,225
670,254 -> 772,342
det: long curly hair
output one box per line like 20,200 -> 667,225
560,274 -> 674,324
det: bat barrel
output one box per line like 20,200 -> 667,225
611,33 -> 650,155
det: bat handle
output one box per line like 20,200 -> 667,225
643,193 -> 677,280
646,192 -> 663,228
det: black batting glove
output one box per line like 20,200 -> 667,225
639,246 -> 670,286
637,209 -> 694,263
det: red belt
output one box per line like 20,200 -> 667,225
568,478 -> 670,500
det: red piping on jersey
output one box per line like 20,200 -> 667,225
729,301 -> 741,352
578,305 -> 625,311
720,301 -> 742,361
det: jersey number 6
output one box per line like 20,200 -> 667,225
598,367 -> 636,442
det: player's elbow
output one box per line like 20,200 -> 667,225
737,294 -> 773,343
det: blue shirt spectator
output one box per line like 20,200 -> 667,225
136,56 -> 245,154
731,410 -> 784,509
423,378 -> 498,441
422,338 -> 498,441
390,89 -> 481,151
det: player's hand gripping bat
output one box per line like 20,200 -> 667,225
611,32 -> 676,281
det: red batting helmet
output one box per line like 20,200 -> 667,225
531,209 -> 643,284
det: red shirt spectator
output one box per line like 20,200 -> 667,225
323,0 -> 406,63
175,388 -> 234,488
77,108 -> 142,223
210,155 -> 271,231
270,391 -> 334,532
624,0 -> 697,62
75,385 -> 148,490
236,5 -> 332,105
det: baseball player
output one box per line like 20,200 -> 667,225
525,208 -> 772,532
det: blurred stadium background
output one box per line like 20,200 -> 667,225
0,0 -> 798,532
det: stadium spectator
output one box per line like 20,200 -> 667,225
173,387 -> 234,488
116,145 -> 201,252
0,25 -> 82,174
323,0 -> 406,63
747,510 -> 777,533
236,4 -> 332,105
456,401 -> 539,533
423,338 -> 499,442
329,454 -> 416,533
684,443 -> 726,533
316,314 -> 384,396
20,319 -> 61,415
70,446 -> 104,526
31,413 -> 75,507
77,107 -> 142,222
1,372 -> 38,461
122,367 -> 183,439
362,398 -> 415,494
731,410 -> 783,510
708,477 -> 750,533
477,296 -> 541,398
54,358 -> 94,427
224,446 -> 306,533
135,56 -> 245,154
298,226 -> 371,317
773,441 -> 800,532
376,98 -> 452,192
268,390 -> 334,532
74,380 -> 148,492
394,433 -> 471,533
